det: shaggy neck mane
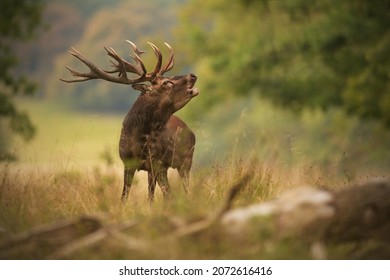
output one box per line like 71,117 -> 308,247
124,96 -> 171,135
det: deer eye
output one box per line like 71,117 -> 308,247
163,80 -> 173,86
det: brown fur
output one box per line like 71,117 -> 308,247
120,74 -> 198,202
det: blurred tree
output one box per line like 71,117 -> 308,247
0,0 -> 44,160
178,0 -> 390,126
13,2 -> 84,92
279,0 -> 390,125
57,0 -> 122,17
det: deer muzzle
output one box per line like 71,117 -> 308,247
188,73 -> 199,97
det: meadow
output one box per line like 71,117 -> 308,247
1,98 -> 389,259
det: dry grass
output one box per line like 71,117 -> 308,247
0,156 -> 362,260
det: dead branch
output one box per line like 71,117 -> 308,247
167,172 -> 254,239
0,215 -> 145,259
222,178 -> 390,245
47,228 -> 109,259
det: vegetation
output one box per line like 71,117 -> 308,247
1,0 -> 389,260
0,0 -> 44,160
178,0 -> 390,126
0,160 -> 354,260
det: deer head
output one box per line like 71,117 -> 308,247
60,41 -> 199,115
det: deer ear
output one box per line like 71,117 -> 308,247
132,84 -> 149,93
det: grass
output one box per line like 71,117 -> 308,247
0,159 -> 363,260
1,98 -> 389,259
9,99 -> 123,170
0,158 -> 311,260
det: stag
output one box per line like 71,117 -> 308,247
61,41 -> 199,202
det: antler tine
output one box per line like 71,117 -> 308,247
104,46 -> 146,78
60,47 -> 101,82
59,65 -> 98,83
126,40 -> 147,76
68,47 -> 98,72
147,42 -> 163,78
104,47 -> 128,78
126,40 -> 145,56
159,42 -> 174,75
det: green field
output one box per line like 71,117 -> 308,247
1,99 -> 389,259
7,100 -> 123,170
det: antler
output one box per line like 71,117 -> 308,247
60,41 -> 175,84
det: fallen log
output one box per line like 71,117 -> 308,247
221,178 -> 390,258
326,178 -> 390,243
0,215 -> 143,259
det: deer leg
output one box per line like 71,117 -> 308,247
121,167 -> 135,202
148,172 -> 157,203
178,168 -> 190,194
157,168 -> 171,200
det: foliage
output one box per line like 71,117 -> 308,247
178,0 -> 390,126
0,0 -> 44,160
13,2 -> 84,89
55,0 -> 123,17
193,95 -> 390,183
1,0 -> 388,260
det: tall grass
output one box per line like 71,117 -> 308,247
0,158 -> 360,259
0,157 -> 309,259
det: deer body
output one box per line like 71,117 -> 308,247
61,41 -> 198,202
119,74 -> 197,201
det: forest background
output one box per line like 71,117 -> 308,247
2,0 -> 389,177
0,0 -> 389,260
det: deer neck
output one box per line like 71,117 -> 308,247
123,100 -> 171,137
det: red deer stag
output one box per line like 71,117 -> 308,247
61,41 -> 199,202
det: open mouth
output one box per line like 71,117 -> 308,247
188,81 -> 199,97
189,87 -> 200,97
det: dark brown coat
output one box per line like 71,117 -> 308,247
120,74 -> 198,201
